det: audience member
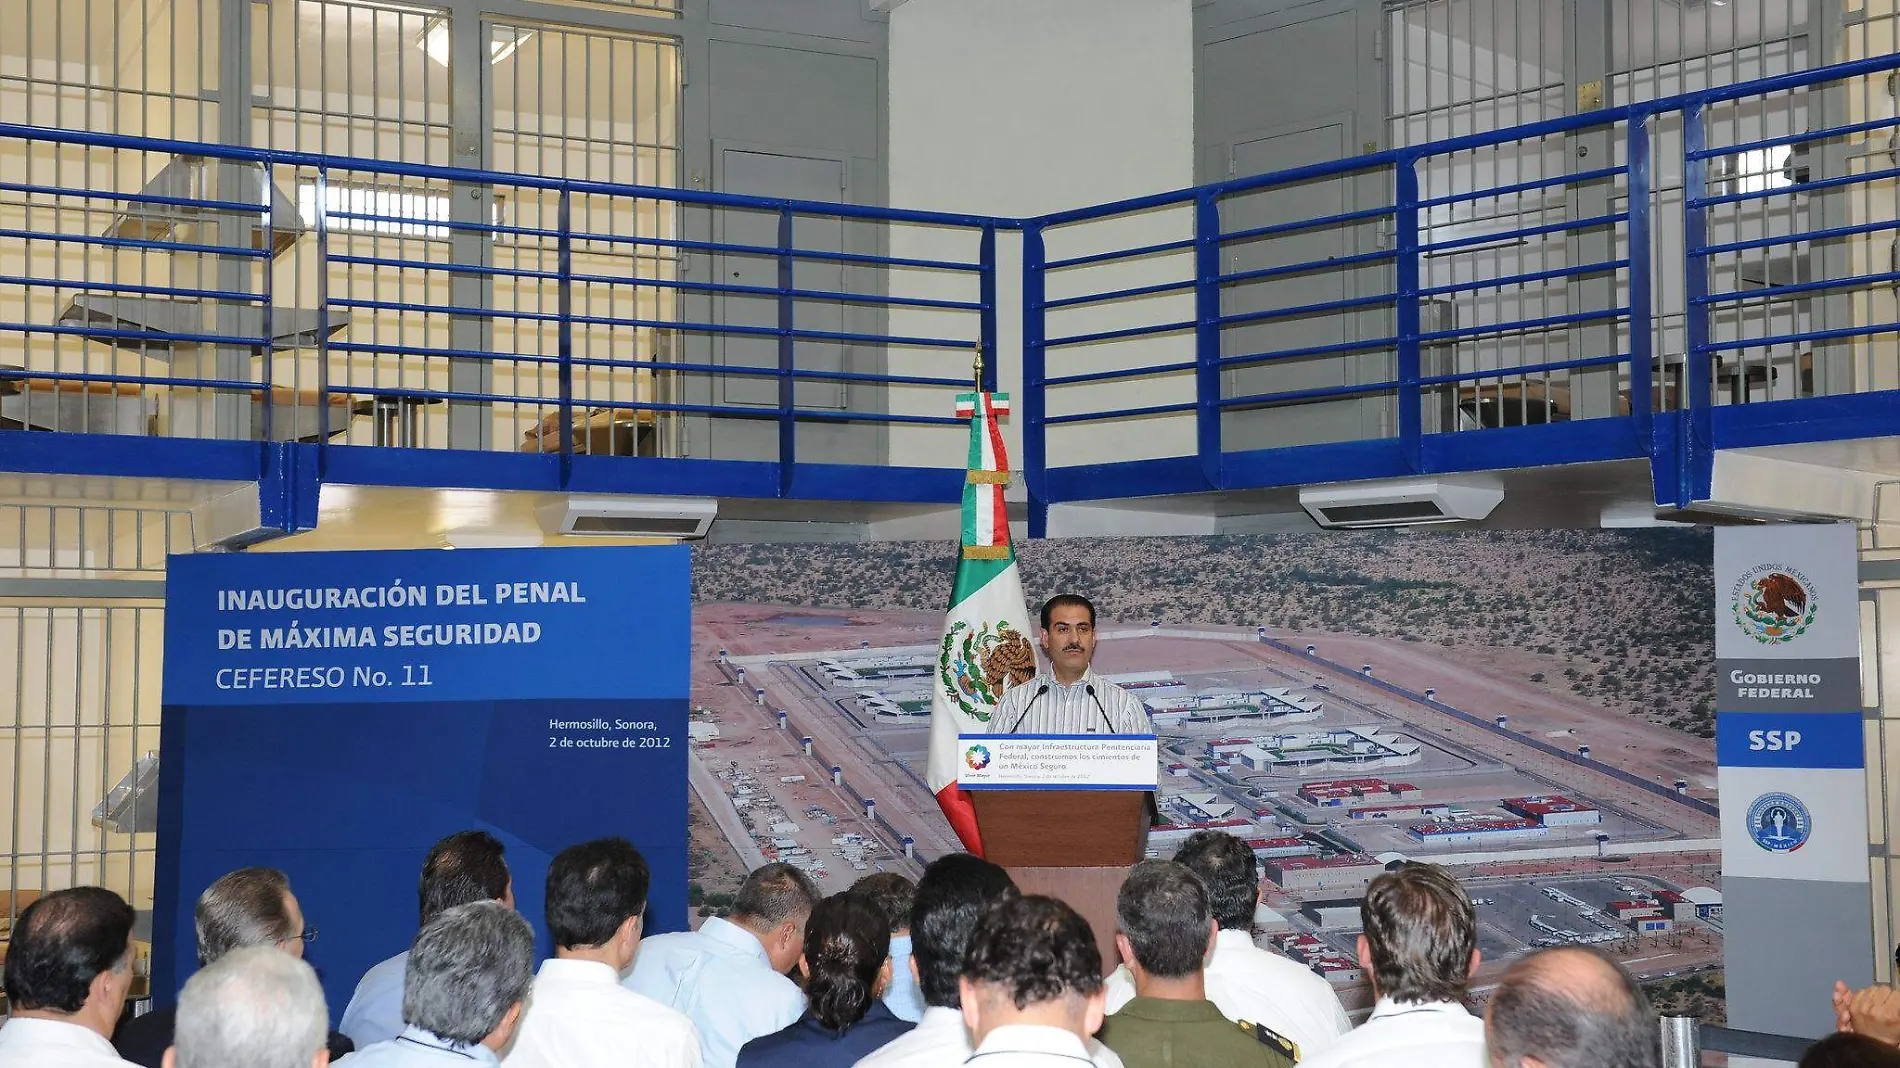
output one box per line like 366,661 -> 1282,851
1105,831 -> 1348,1056
1484,946 -> 1659,1068
334,901 -> 533,1068
1296,863 -> 1485,1068
167,946 -> 329,1068
116,868 -> 351,1068
626,862 -> 820,1068
1805,1033 -> 1900,1068
854,873 -> 925,1023
0,886 -> 138,1068
503,838 -> 699,1068
1096,861 -> 1292,1068
738,893 -> 913,1068
957,894 -> 1107,1067
341,831 -> 513,1048
1836,982 -> 1900,1045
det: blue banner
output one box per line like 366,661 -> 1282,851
155,546 -> 692,1020
1716,711 -> 1865,769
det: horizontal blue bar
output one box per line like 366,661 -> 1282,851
0,178 -> 263,216
1220,205 -> 1394,244
1420,212 -> 1627,255
1220,379 -> 1398,409
1043,360 -> 1199,387
1418,259 -> 1627,298
1415,165 -> 1626,209
1697,268 -> 1900,305
0,367 -> 264,393
1417,353 -> 1626,387
1043,400 -> 1198,425
1044,238 -> 1197,271
1698,217 -> 1900,257
1220,249 -> 1397,287
1044,277 -> 1197,310
1717,712 -> 1864,769
1218,291 -> 1397,328
1697,320 -> 1899,354
0,321 -> 272,348
1417,306 -> 1627,344
1689,113 -> 1900,161
0,275 -> 265,303
1220,335 -> 1399,369
1692,162 -> 1900,208
1045,318 -> 1195,348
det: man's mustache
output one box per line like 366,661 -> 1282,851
1063,645 -> 1083,653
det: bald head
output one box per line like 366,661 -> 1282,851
1486,948 -> 1657,1068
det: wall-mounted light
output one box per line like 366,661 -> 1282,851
419,17 -> 531,68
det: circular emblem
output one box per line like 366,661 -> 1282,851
1730,564 -> 1818,645
1746,792 -> 1812,853
963,744 -> 992,771
939,621 -> 1036,723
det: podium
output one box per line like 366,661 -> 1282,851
958,734 -> 1159,972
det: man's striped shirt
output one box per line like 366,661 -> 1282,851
991,670 -> 1152,735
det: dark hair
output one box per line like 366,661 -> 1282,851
1801,1033 -> 1900,1068
803,894 -> 892,1033
734,862 -> 821,926
420,830 -> 511,925
1173,831 -> 1259,932
964,894 -> 1102,1010
911,853 -> 1017,1009
1361,862 -> 1476,1003
1487,947 -> 1658,1068
1116,861 -> 1210,979
851,873 -> 916,935
3,886 -> 136,1012
1039,594 -> 1096,631
196,867 -> 297,966
546,837 -> 649,949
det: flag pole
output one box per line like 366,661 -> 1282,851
972,341 -> 984,396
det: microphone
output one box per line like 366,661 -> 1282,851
1085,684 -> 1115,734
1005,684 -> 1050,734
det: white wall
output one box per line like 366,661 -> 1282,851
885,0 -> 1196,476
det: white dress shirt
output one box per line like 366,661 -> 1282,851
852,1007 -> 1124,1068
0,1017 -> 127,1068
1293,998 -> 1486,1068
964,1024 -> 1099,1068
505,958 -> 699,1068
992,671 -> 1151,735
335,1027 -> 498,1068
1102,929 -> 1351,1058
340,950 -> 410,1049
623,917 -> 804,1068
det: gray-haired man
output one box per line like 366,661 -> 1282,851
334,901 -> 535,1068
165,946 -> 330,1068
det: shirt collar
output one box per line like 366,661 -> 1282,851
539,957 -> 623,985
1114,996 -> 1228,1023
2,1017 -> 118,1055
974,1024 -> 1092,1059
699,916 -> 772,964
1212,928 -> 1255,952
1045,668 -> 1097,692
395,1026 -> 500,1065
1369,997 -> 1474,1021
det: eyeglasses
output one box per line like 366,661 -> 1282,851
284,928 -> 319,945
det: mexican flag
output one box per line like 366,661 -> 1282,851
927,389 -> 1037,856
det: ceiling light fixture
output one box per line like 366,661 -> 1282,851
419,18 -> 531,68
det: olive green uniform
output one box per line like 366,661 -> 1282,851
1096,997 -> 1298,1068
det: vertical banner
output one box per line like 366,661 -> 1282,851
1717,525 -> 1871,1037
155,546 -> 690,1016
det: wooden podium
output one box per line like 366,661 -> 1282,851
959,734 -> 1159,974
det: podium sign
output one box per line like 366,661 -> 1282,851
957,734 -> 1158,790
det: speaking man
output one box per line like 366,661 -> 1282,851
992,595 -> 1150,735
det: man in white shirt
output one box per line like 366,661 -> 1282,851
1295,863 -> 1487,1068
624,862 -> 817,1068
1485,947 -> 1660,1068
854,854 -> 1122,1068
0,886 -> 138,1068
992,595 -> 1150,735
1103,831 -> 1350,1058
168,946 -> 330,1068
504,837 -> 699,1068
334,901 -> 533,1068
958,894 -> 1109,1068
340,831 -> 515,1049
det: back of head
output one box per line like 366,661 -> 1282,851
1802,1033 -> 1900,1068
1360,862 -> 1477,1003
851,872 -> 916,935
403,900 -> 535,1045
546,837 -> 649,948
420,830 -> 511,925
964,894 -> 1102,1010
911,853 -> 1016,1010
734,861 -> 821,927
1172,831 -> 1259,932
1117,860 -> 1210,978
1486,947 -> 1658,1068
3,886 -> 135,1012
803,893 -> 892,1033
173,946 -> 327,1068
196,867 -> 296,966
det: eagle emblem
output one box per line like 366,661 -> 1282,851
1732,566 -> 1818,645
938,622 -> 1036,722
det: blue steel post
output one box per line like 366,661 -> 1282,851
1021,222 -> 1048,538
979,224 -> 998,393
313,169 -> 332,462
778,208 -> 796,497
259,167 -> 276,450
1680,104 -> 1713,508
557,189 -> 575,484
1193,191 -> 1223,490
1394,158 -> 1422,471
1626,116 -> 1655,441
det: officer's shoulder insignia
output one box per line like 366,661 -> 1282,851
1237,1020 -> 1300,1062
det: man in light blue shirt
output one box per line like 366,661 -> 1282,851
851,871 -> 925,1023
625,862 -> 819,1068
336,901 -> 533,1068
340,830 -> 515,1049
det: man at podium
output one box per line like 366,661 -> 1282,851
992,595 -> 1152,735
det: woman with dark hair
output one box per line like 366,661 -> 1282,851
736,892 -> 914,1068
